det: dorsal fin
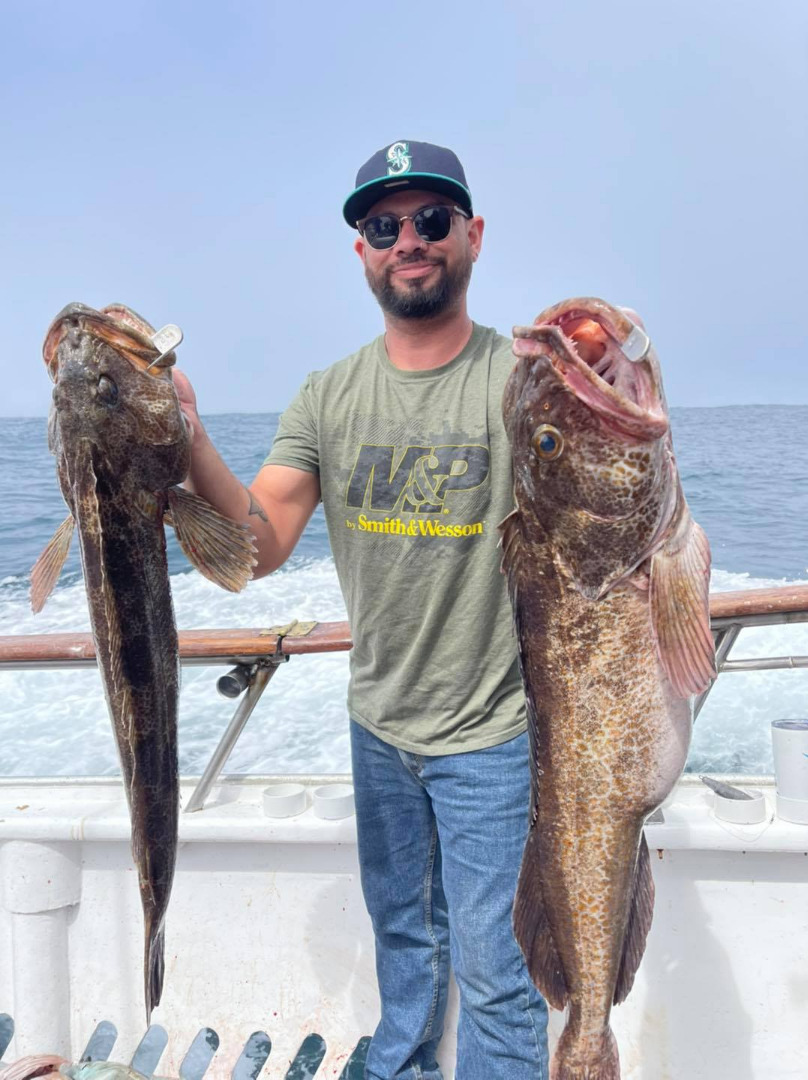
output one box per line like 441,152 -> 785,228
498,507 -> 523,579
501,507 -> 567,1000
513,828 -> 569,1009
498,507 -> 544,821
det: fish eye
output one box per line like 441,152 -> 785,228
96,374 -> 119,406
532,424 -> 563,461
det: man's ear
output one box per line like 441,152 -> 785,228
468,215 -> 484,261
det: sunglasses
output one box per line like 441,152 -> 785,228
357,204 -> 471,250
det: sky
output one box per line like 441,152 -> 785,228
0,0 -> 806,417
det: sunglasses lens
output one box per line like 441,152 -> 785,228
361,205 -> 457,249
413,205 -> 453,243
363,214 -> 399,249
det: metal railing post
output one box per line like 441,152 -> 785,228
184,658 -> 286,813
694,623 -> 742,720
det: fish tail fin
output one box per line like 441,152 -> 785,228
145,921 -> 165,1021
513,828 -> 568,1009
552,1027 -> 620,1079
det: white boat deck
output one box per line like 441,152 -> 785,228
1,775 -> 806,1079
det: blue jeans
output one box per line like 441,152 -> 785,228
350,720 -> 549,1080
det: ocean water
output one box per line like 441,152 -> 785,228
1,407 -> 806,778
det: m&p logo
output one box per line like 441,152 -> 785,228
346,443 -> 489,515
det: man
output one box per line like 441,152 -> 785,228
175,140 -> 549,1079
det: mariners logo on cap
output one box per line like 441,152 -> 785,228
386,142 -> 412,176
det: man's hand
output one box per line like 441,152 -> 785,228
169,366 -> 320,577
173,368 -> 200,443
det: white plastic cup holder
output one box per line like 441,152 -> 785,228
262,783 -> 308,818
713,789 -> 766,826
771,720 -> 808,824
312,783 -> 355,820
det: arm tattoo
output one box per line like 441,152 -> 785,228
247,490 -> 269,523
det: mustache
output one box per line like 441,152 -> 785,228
393,253 -> 444,268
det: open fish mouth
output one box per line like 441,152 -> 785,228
43,303 -> 173,383
513,297 -> 669,440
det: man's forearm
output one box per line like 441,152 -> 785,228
178,399 -> 320,578
184,424 -> 272,542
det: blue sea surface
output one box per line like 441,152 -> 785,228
3,406 -> 805,584
0,406 -> 806,777
1,412 -> 328,587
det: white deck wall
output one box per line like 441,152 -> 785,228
1,778 -> 806,1080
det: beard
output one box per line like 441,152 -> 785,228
364,250 -> 473,320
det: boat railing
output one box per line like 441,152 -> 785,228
1,584 -> 807,811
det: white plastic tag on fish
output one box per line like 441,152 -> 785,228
620,322 -> 651,364
147,324 -> 183,370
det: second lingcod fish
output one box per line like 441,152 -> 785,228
500,298 -> 715,1079
32,303 -> 255,1018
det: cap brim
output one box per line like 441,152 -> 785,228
343,173 -> 473,228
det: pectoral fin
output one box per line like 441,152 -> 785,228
30,514 -> 75,613
650,510 -> 715,697
166,486 -> 256,592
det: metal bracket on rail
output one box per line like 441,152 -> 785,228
695,612 -> 808,720
184,620 -> 317,813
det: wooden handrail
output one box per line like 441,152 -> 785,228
0,622 -> 353,665
1,583 -> 807,665
708,584 -> 808,620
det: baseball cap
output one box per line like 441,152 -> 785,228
343,140 -> 473,228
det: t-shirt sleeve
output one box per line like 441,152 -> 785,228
263,374 -> 320,475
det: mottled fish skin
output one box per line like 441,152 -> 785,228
43,303 -> 187,1020
501,298 -> 714,1079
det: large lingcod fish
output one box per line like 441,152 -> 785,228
500,298 -> 715,1079
31,303 -> 255,1018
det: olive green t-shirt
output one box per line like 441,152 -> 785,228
264,322 -> 526,754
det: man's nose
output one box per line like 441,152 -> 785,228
393,217 -> 425,254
